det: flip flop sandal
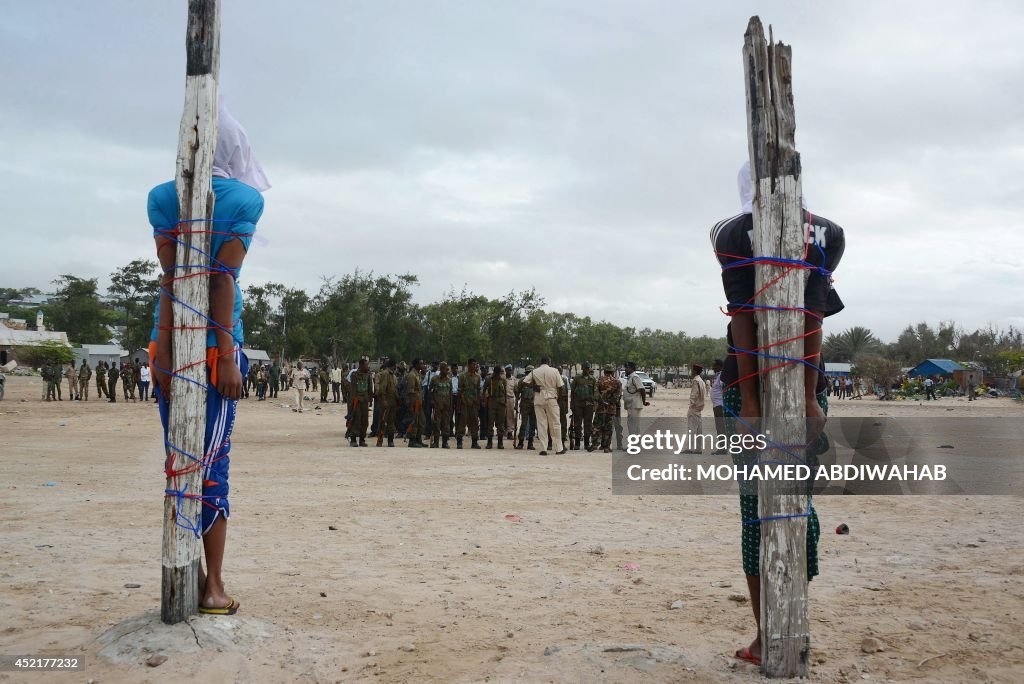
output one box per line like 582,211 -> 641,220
734,646 -> 761,666
198,598 -> 240,616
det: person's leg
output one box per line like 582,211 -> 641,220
359,401 -> 369,443
471,406 -> 481,447
201,516 -> 231,609
535,399 -> 551,453
546,399 -> 563,452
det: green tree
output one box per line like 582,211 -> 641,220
421,287 -> 492,362
851,354 -> 901,397
108,259 -> 160,353
241,282 -> 286,354
46,276 -> 112,344
15,340 -> 75,367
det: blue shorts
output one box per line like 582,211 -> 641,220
156,349 -> 246,535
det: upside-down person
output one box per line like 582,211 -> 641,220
148,97 -> 270,616
710,161 -> 845,666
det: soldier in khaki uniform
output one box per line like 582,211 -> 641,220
483,366 -> 507,449
348,357 -> 374,447
429,362 -> 454,449
78,359 -> 92,401
95,361 -> 108,399
571,362 -> 598,450
375,359 -> 400,447
404,359 -> 426,448
455,359 -> 482,450
515,366 -> 537,450
504,364 -> 517,439
520,356 -> 566,456
64,362 -> 78,401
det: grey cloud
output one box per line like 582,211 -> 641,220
1,1 -> 1022,342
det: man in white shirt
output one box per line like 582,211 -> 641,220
330,364 -> 343,403
521,356 -> 566,455
924,377 -> 936,401
684,363 -> 709,453
290,361 -> 309,413
623,361 -> 649,439
423,360 -> 439,438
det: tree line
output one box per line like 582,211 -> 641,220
239,272 -> 727,368
824,323 -> 1024,390
4,269 -> 1021,375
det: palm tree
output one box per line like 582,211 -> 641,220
823,326 -> 882,362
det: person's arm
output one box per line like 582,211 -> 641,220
153,235 -> 177,399
730,311 -> 760,423
209,240 -> 247,400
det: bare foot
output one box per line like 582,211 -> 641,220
201,585 -> 232,610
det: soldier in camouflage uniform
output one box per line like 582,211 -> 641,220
429,362 -> 454,449
515,366 -> 537,450
375,359 -> 400,447
107,362 -> 119,403
455,359 -> 482,450
269,360 -> 280,398
43,362 -> 57,401
571,362 -> 598,450
121,362 -> 135,401
78,359 -> 92,401
404,359 -> 426,448
483,366 -> 507,449
348,357 -> 374,447
590,364 -> 622,453
319,365 -> 331,403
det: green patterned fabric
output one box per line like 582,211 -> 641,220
723,387 -> 824,578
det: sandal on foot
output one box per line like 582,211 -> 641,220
198,597 -> 240,615
734,646 -> 760,666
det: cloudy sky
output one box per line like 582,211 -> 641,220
2,1 -> 1021,340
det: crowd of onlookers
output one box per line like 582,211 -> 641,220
826,375 -> 861,399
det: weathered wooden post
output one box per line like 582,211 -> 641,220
742,16 -> 810,677
162,0 -> 220,625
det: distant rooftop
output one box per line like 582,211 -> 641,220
10,293 -> 53,306
0,328 -> 70,346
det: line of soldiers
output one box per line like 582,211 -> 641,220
332,358 -> 628,454
40,359 -> 153,403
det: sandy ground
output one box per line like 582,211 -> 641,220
1,374 -> 1022,683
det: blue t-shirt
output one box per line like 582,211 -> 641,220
148,177 -> 263,348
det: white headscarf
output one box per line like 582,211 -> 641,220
738,161 -> 754,214
212,96 -> 270,192
737,160 -> 806,214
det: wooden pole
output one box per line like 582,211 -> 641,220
742,16 -> 809,677
162,0 -> 220,625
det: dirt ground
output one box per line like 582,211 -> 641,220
1,374 -> 1022,683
